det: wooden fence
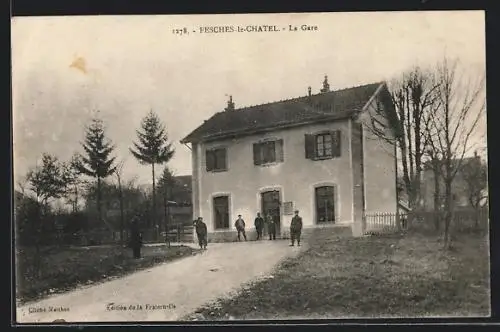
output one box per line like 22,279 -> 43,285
364,212 -> 407,235
364,208 -> 489,235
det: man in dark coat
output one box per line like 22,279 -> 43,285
234,215 -> 247,241
267,213 -> 276,240
129,215 -> 143,259
290,210 -> 303,246
254,212 -> 264,240
194,217 -> 208,249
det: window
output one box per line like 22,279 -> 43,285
253,139 -> 284,165
213,195 -> 230,229
315,186 -> 336,223
305,131 -> 341,160
206,148 -> 227,172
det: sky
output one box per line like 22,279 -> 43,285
11,11 -> 486,186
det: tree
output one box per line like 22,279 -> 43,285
26,153 -> 69,205
75,117 -> 117,231
130,110 -> 175,233
462,153 -> 488,228
426,57 -> 486,249
24,153 -> 71,276
157,167 -> 176,237
62,154 -> 85,212
367,67 -> 440,221
114,160 -> 126,244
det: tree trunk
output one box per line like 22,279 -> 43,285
163,187 -> 168,243
97,176 -> 102,226
433,169 -> 441,232
118,177 -> 125,245
152,163 -> 157,238
74,184 -> 79,213
443,180 -> 453,250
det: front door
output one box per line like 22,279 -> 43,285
261,190 -> 281,235
213,195 -> 230,230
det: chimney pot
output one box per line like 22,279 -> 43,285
320,75 -> 330,93
225,95 -> 235,111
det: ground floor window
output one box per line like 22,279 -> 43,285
213,195 -> 230,229
315,186 -> 336,223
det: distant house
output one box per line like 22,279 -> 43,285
180,77 -> 399,240
421,152 -> 487,211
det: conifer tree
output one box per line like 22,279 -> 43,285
76,117 -> 117,229
130,110 -> 175,230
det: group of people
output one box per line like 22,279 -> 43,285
193,210 -> 303,250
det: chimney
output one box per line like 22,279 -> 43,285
224,95 -> 235,111
320,75 -> 330,93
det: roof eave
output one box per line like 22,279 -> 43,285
192,112 -> 355,143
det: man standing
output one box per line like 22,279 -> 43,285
267,213 -> 276,240
290,210 -> 303,246
194,217 -> 208,250
129,214 -> 143,259
254,212 -> 264,240
234,215 -> 247,241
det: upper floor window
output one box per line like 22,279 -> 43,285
253,139 -> 284,166
305,130 -> 341,160
206,148 -> 227,172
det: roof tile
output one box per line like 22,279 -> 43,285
181,82 -> 383,143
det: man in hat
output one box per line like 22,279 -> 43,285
267,213 -> 276,240
194,217 -> 208,249
129,214 -> 143,259
234,215 -> 247,241
254,212 -> 264,240
290,210 -> 303,246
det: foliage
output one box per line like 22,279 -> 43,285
26,153 -> 71,204
130,110 -> 175,229
130,110 -> 175,166
75,117 -> 117,229
76,117 -> 117,179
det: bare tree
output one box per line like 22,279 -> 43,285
367,67 -> 440,221
426,57 -> 486,249
114,159 -> 126,244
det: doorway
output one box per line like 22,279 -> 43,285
261,190 -> 281,235
315,186 -> 336,224
213,195 -> 230,229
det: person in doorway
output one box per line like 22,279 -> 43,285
290,210 -> 303,246
194,217 -> 208,249
234,215 -> 247,241
129,214 -> 143,259
254,212 -> 264,240
267,213 -> 276,240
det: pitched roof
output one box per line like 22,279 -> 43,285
181,82 -> 384,143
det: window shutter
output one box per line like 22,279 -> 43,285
218,148 -> 227,170
205,150 -> 214,171
305,134 -> 315,159
253,143 -> 261,165
332,130 -> 341,157
276,139 -> 284,162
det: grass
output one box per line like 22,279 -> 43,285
186,229 -> 490,320
16,244 -> 199,305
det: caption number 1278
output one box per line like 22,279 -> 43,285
172,28 -> 188,36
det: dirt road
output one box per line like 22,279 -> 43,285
16,240 -> 305,323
